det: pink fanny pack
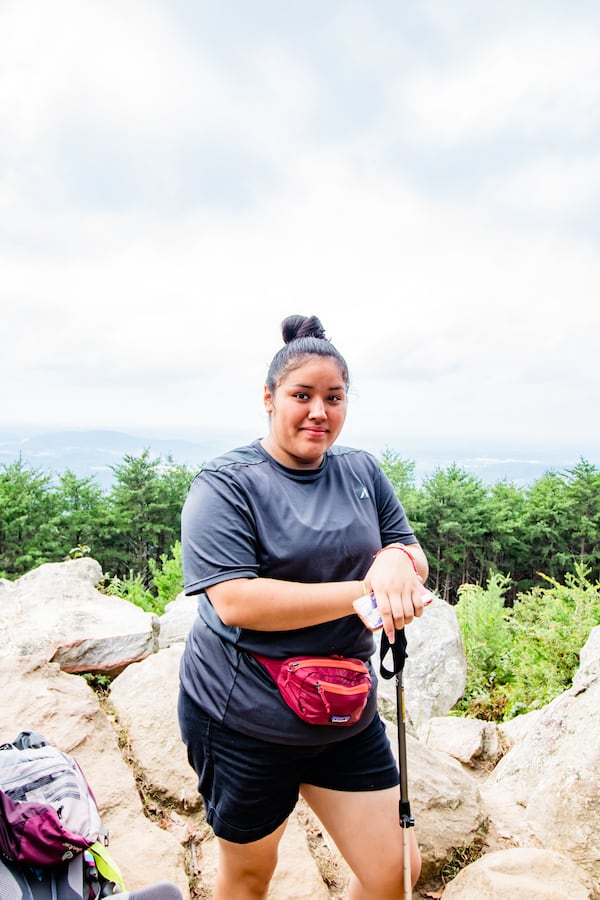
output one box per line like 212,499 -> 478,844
251,654 -> 372,726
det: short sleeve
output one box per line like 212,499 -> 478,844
181,470 -> 260,595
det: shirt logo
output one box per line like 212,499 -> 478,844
355,485 -> 369,500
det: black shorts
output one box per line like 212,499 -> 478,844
178,690 -> 399,844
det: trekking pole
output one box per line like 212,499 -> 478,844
380,628 -> 414,899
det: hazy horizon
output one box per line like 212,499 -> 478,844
1,424 -> 596,491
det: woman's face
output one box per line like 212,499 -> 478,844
262,357 -> 348,469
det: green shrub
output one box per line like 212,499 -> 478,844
453,573 -> 513,719
99,542 -> 183,617
452,566 -> 600,721
104,571 -> 161,614
149,540 -> 183,611
505,565 -> 600,717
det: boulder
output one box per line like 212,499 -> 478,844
384,721 -> 488,880
498,708 -> 542,749
578,623 -> 600,680
0,558 -> 158,675
109,644 -> 200,810
481,626 -> 600,884
441,847 -> 597,898
109,648 -> 346,898
418,716 -> 503,768
0,656 -> 190,898
373,596 -> 467,729
158,592 -> 197,649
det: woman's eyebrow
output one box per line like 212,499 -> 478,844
290,382 -> 345,390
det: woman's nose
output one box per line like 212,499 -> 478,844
308,398 -> 326,419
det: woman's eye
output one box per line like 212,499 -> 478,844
328,395 -> 343,403
294,392 -> 310,400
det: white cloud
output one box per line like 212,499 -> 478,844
397,25 -> 600,145
481,155 -> 600,218
0,1 -> 599,457
0,0 -> 230,151
3,146 -> 598,443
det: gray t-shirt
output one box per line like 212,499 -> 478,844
179,440 -> 416,745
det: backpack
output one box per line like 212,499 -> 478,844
0,855 -> 186,900
0,731 -> 125,895
0,851 -> 109,900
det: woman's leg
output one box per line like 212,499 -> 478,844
300,784 -> 421,900
213,819 -> 289,900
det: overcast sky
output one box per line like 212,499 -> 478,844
1,0 -> 599,462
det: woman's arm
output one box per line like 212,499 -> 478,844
207,541 -> 429,635
206,577 -> 365,631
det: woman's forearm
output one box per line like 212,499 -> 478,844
206,541 -> 429,633
206,577 -> 363,631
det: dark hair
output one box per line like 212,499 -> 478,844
266,315 -> 349,392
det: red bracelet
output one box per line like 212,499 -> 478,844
373,544 -> 418,573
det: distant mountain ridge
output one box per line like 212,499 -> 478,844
0,429 -> 228,489
0,427 -> 595,491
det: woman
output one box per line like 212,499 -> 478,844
178,315 -> 429,900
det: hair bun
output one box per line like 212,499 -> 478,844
281,315 -> 327,344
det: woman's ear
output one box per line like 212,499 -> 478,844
263,385 -> 274,414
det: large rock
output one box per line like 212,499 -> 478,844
418,716 -> 503,768
579,623 -> 600,678
0,558 -> 158,675
498,708 -> 542,749
384,720 -> 488,880
109,644 -> 200,810
373,596 -> 466,729
441,847 -> 597,898
315,718 -> 489,888
0,656 -> 190,898
158,592 -> 197,649
481,626 -> 600,884
109,645 -> 337,898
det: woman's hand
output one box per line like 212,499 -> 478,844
364,543 -> 429,640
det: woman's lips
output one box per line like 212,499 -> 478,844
302,427 -> 328,436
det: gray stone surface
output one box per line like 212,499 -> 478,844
441,847 -> 597,899
0,558 -> 158,675
2,561 -> 599,898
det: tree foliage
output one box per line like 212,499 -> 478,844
0,451 -> 196,595
0,458 -> 59,576
54,469 -> 105,558
1,449 -> 599,611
